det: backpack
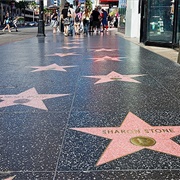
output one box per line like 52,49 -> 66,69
75,14 -> 80,22
75,7 -> 80,13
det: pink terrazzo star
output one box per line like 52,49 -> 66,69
65,42 -> 81,45
46,52 -> 80,57
90,48 -> 117,52
30,63 -> 76,72
84,71 -> 146,84
4,175 -> 16,180
89,56 -> 126,62
58,46 -> 79,49
0,88 -> 69,110
69,39 -> 83,41
71,112 -> 180,166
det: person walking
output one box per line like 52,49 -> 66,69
13,16 -> 19,32
74,3 -> 82,35
91,7 -> 100,34
2,12 -> 11,32
101,9 -> 108,31
61,3 -> 70,36
50,10 -> 58,34
82,8 -> 90,35
68,4 -> 75,36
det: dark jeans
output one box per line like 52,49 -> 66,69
83,20 -> 90,33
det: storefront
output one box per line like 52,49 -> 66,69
139,0 -> 180,48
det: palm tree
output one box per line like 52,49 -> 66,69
44,8 -> 51,24
85,0 -> 92,13
30,1 -> 36,22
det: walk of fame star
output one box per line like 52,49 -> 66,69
89,48 -> 117,52
46,52 -> 80,57
84,71 -> 146,84
30,64 -> 77,72
89,56 -> 126,62
65,42 -> 81,45
58,46 -> 79,49
0,88 -> 69,110
69,39 -> 83,41
4,175 -> 16,180
70,112 -> 180,166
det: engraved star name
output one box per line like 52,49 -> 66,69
30,64 -> 76,72
89,56 -> 126,62
84,71 -> 146,84
70,112 -> 180,166
46,52 -> 80,57
0,88 -> 69,110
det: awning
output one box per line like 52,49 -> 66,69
100,0 -> 118,3
47,5 -> 59,10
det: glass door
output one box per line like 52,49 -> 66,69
176,0 -> 180,46
147,0 -> 173,43
140,0 -> 180,47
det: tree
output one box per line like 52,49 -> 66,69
30,1 -> 37,22
44,8 -> 51,24
85,0 -> 92,13
17,1 -> 28,21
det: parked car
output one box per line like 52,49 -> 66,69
25,21 -> 38,26
29,21 -> 38,26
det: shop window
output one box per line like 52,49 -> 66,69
147,0 -> 173,43
177,0 -> 180,45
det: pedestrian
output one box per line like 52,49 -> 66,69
91,7 -> 100,34
56,10 -> 61,32
2,12 -> 11,32
13,16 -> 19,32
50,10 -> 58,34
101,9 -> 108,31
74,3 -> 82,35
68,4 -> 75,36
98,6 -> 103,32
61,2 -> 70,36
82,8 -> 90,35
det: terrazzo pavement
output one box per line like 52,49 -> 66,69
0,27 -> 180,180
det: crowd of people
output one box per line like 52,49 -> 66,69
50,3 -> 118,36
1,4 -> 118,35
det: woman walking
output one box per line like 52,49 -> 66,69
61,3 -> 70,36
2,12 -> 11,32
51,10 -> 58,34
82,8 -> 90,35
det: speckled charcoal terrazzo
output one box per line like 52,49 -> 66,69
0,29 -> 179,180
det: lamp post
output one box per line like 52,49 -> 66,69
178,41 -> 180,64
37,0 -> 45,36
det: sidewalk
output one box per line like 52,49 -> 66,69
1,26 -> 179,63
116,31 -> 179,63
0,26 -> 51,45
0,28 -> 180,180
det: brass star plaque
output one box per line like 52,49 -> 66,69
130,136 -> 156,147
